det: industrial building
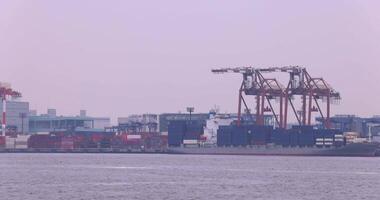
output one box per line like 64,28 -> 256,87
117,114 -> 159,132
29,109 -> 110,133
0,100 -> 29,133
316,115 -> 380,138
159,113 -> 209,132
160,111 -> 274,133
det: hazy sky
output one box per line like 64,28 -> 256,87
1,0 -> 380,122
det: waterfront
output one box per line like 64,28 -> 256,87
1,154 -> 380,200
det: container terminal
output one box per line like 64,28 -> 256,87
0,66 -> 379,156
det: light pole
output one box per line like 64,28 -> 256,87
187,107 -> 194,121
367,123 -> 380,143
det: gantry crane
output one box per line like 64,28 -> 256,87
0,82 -> 22,136
276,66 -> 341,129
212,66 -> 340,129
212,67 -> 285,128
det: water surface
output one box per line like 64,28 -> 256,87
1,154 -> 379,200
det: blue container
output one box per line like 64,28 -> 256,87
292,125 -> 314,131
168,121 -> 186,134
298,129 -> 315,146
231,126 -> 250,146
272,128 -> 286,145
288,129 -> 299,147
247,125 -> 272,145
168,134 -> 183,146
184,132 -> 201,140
217,126 -> 232,146
280,131 -> 291,146
168,120 -> 187,146
186,121 -> 204,134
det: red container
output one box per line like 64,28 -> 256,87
61,137 -> 74,149
91,133 -> 104,143
73,135 -> 86,148
28,135 -> 51,148
0,136 -> 5,147
48,135 -> 62,148
126,134 -> 142,145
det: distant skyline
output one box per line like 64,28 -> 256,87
1,0 -> 380,122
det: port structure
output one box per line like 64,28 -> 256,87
0,82 -> 22,136
212,66 -> 340,129
277,66 -> 340,129
212,67 -> 285,128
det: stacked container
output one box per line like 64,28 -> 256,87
217,126 -> 232,147
61,136 -> 74,150
185,121 -> 203,140
231,125 -> 250,146
334,134 -> 345,147
15,135 -> 30,149
288,129 -> 299,147
5,137 -> 16,149
293,126 -> 314,147
0,136 -> 5,148
323,130 -> 335,147
168,121 -> 186,146
28,134 -> 51,148
249,125 -> 272,145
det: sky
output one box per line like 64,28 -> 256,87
0,0 -> 380,122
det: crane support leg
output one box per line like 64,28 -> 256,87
327,95 -> 331,129
2,96 -> 6,136
308,91 -> 313,125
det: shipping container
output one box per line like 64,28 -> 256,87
298,129 -> 315,147
5,137 -> 16,149
61,137 -> 74,149
168,121 -> 186,146
313,129 -> 344,147
0,136 -> 5,148
217,126 -> 232,147
271,128 -> 285,145
15,135 -> 30,149
28,134 -> 52,148
186,121 -> 204,134
248,125 -> 272,145
334,134 -> 345,147
184,132 -> 201,140
292,125 -> 314,131
231,126 -> 250,146
287,129 -> 298,147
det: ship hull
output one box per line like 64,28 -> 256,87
168,143 -> 379,157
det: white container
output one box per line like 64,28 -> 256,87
127,135 -> 142,140
5,137 -> 16,149
183,140 -> 199,145
15,145 -> 28,149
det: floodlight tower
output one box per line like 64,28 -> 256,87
0,82 -> 22,136
187,107 -> 195,121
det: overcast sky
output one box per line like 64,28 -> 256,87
1,0 -> 379,122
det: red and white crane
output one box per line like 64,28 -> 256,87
212,66 -> 340,129
0,82 -> 22,136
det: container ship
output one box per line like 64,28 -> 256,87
164,66 -> 380,157
166,121 -> 380,157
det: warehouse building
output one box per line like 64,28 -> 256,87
29,109 -> 110,133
